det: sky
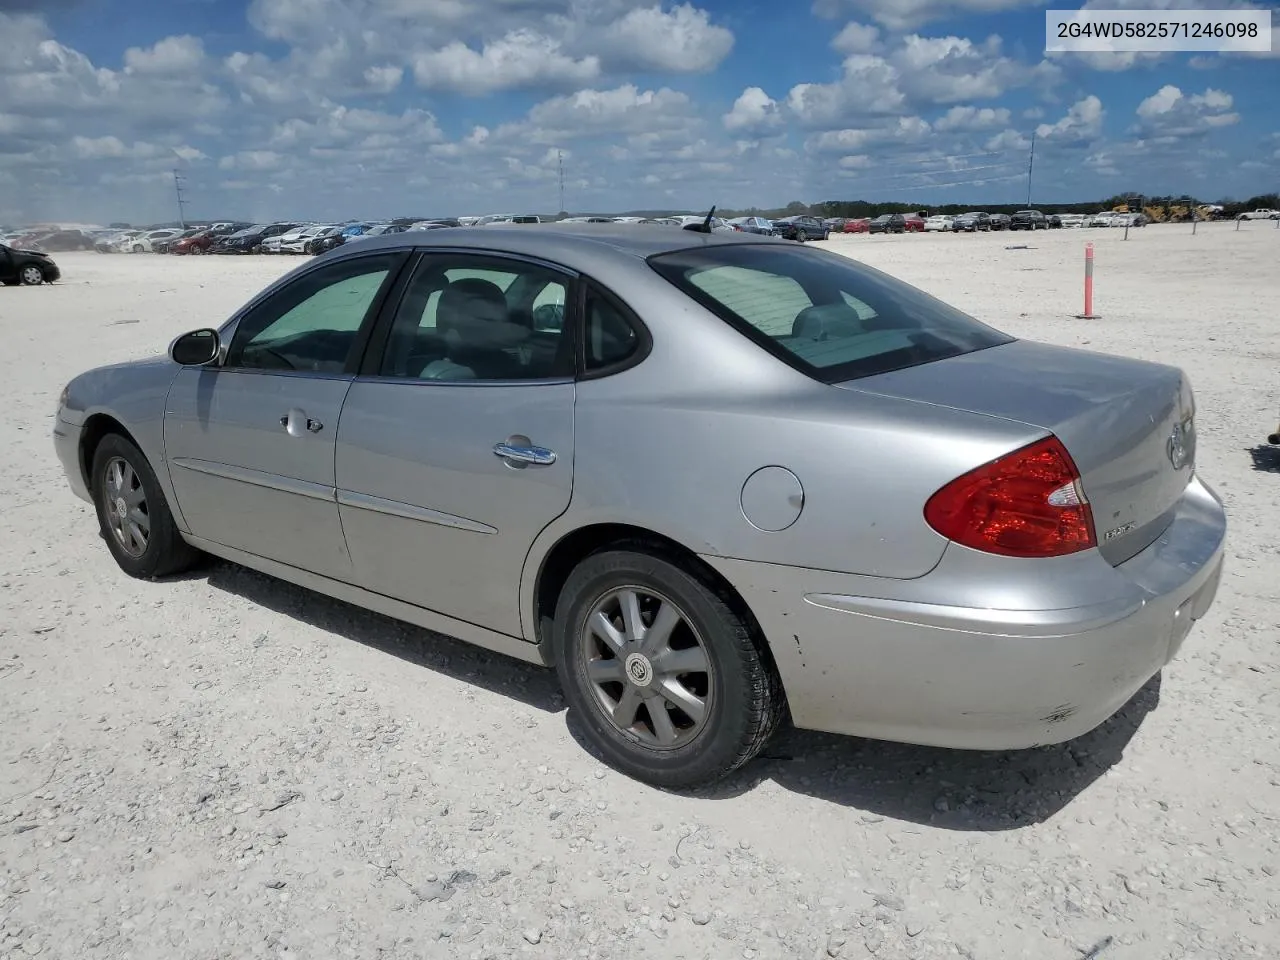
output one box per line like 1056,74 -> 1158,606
1,0 -> 1277,225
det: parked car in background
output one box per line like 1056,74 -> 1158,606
902,214 -> 926,233
953,212 -> 990,232
27,229 -> 98,252
1,241 -> 61,285
153,228 -> 204,254
1009,210 -> 1048,231
987,214 -> 1011,231
1237,208 -> 1278,220
1089,212 -> 1117,228
216,223 -> 298,254
843,218 -> 870,233
924,215 -> 954,232
1057,214 -> 1086,228
95,230 -> 144,253
868,214 -> 902,234
772,216 -> 829,241
173,225 -> 246,255
127,229 -> 184,253
729,217 -> 777,236
261,224 -> 320,254
52,223 -> 1226,789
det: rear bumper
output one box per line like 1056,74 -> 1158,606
703,474 -> 1226,750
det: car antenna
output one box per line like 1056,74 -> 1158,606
683,205 -> 716,233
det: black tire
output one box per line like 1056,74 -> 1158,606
551,547 -> 784,790
91,433 -> 202,579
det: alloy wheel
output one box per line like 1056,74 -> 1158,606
102,456 -> 150,558
19,266 -> 43,285
579,586 -> 713,750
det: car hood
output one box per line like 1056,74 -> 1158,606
12,247 -> 49,257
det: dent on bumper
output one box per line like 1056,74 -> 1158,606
704,475 -> 1226,750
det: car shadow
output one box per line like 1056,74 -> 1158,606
197,559 -> 564,714
566,674 -> 1161,832
1247,444 -> 1280,473
191,556 -> 1156,830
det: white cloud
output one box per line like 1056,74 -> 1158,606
785,32 -> 1057,129
1134,85 -> 1240,139
934,105 -> 1011,131
411,30 -> 600,94
600,4 -> 734,72
517,84 -> 696,139
123,35 -> 206,75
812,0 -> 1047,31
808,116 -> 932,153
723,87 -> 783,132
1035,95 -> 1104,144
832,22 -> 880,54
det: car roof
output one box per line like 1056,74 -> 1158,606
330,222 -> 784,265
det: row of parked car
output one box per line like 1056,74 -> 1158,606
819,209 -> 1151,235
2,206 -> 1162,265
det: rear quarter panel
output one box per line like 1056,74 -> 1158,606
523,257 -> 1045,612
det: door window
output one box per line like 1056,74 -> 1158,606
378,257 -> 574,381
225,254 -> 401,373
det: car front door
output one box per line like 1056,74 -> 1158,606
0,245 -> 14,282
334,252 -> 578,637
163,251 -> 408,579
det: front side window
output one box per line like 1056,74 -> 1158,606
378,256 -> 573,381
225,254 -> 400,373
648,244 -> 1012,383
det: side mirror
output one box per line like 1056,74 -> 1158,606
170,328 -> 220,366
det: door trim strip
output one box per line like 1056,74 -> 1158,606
336,489 -> 497,535
171,457 -> 335,502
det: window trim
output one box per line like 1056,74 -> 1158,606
215,251 -> 411,376
356,248 -> 582,385
577,279 -> 652,381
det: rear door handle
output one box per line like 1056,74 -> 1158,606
493,442 -> 557,467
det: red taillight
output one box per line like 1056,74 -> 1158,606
924,436 -> 1096,558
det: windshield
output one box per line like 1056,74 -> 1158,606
648,243 -> 1012,384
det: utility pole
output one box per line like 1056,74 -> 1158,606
1026,130 -> 1036,208
558,150 -> 565,216
173,169 -> 189,228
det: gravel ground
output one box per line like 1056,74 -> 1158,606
2,223 -> 1277,960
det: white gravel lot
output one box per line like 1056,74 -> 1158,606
1,223 -> 1277,960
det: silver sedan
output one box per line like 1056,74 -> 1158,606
53,224 -> 1227,788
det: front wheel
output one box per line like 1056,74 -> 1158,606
552,548 -> 784,789
91,433 -> 202,579
18,265 -> 44,285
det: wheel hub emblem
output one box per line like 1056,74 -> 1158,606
114,497 -> 128,519
624,653 -> 654,688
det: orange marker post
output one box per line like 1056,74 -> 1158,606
1075,242 -> 1100,319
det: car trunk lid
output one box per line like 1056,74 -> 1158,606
837,339 -> 1195,565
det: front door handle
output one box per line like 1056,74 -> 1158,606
280,410 -> 323,436
493,441 -> 557,467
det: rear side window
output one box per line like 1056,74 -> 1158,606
648,244 -> 1011,383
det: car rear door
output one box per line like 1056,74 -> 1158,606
333,250 -> 578,638
163,251 -> 409,580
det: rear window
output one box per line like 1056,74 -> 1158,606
647,244 -> 1012,383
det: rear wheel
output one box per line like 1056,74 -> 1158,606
91,433 -> 202,579
552,548 -> 784,789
